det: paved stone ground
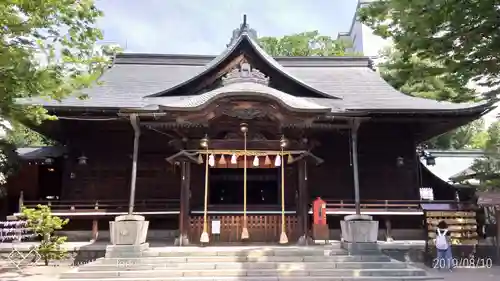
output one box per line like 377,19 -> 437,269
0,262 -> 499,281
0,261 -> 70,281
428,267 -> 500,280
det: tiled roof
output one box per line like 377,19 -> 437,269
16,146 -> 67,160
18,33 -> 493,114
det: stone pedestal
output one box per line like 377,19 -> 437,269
174,234 -> 190,246
340,214 -> 379,254
109,215 -> 149,245
107,215 -> 150,258
297,235 -> 314,246
105,243 -> 150,258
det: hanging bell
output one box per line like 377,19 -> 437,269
274,154 -> 281,167
208,154 -> 215,167
287,153 -> 294,164
219,155 -> 227,165
253,156 -> 259,167
198,153 -> 203,163
230,154 -> 237,164
264,155 -> 271,166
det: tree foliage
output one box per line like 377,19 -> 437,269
7,122 -> 53,147
0,1 -> 116,185
377,48 -> 477,103
20,204 -> 69,265
358,0 -> 500,98
259,31 -> 359,57
377,43 -> 486,150
0,0 -> 111,126
470,121 -> 500,190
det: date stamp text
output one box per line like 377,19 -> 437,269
432,257 -> 493,269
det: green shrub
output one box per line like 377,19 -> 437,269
20,204 -> 69,265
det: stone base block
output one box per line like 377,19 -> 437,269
109,215 -> 149,245
297,235 -> 314,246
174,234 -> 190,246
340,217 -> 378,243
341,242 -> 380,255
340,215 -> 380,255
105,243 -> 150,258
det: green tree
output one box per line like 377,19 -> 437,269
0,1 -> 117,184
7,122 -> 53,147
377,46 -> 486,150
20,204 -> 69,265
358,0 -> 500,98
259,31 -> 359,57
1,0 -> 111,124
470,121 -> 500,190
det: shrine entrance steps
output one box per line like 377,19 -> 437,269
59,245 -> 442,281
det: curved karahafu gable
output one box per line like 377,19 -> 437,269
145,30 -> 340,100
147,63 -> 332,114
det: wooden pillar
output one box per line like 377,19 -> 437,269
177,161 -> 191,246
297,160 -> 310,245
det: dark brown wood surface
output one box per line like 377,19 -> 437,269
188,215 -> 299,243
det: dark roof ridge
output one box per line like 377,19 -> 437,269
114,53 -> 371,68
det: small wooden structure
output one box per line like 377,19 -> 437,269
7,16 -> 494,245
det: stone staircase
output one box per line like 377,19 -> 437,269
60,245 -> 442,281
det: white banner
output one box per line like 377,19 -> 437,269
211,220 -> 221,234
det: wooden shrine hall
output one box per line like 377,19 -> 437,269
11,17 -> 495,245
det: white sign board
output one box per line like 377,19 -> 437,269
211,220 -> 221,234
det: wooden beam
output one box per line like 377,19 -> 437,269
184,139 -> 308,151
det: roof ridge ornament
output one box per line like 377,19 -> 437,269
222,62 -> 269,86
227,14 -> 258,47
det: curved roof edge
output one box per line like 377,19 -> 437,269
148,82 -> 331,114
145,32 -> 341,99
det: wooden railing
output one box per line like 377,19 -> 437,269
191,204 -> 296,214
322,199 -> 464,212
21,199 -> 180,214
188,215 -> 299,243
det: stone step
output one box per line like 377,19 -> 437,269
105,248 -> 348,258
60,277 -> 443,281
60,268 -> 427,279
78,261 -> 409,271
98,255 -> 392,264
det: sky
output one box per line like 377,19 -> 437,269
95,0 -> 358,54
